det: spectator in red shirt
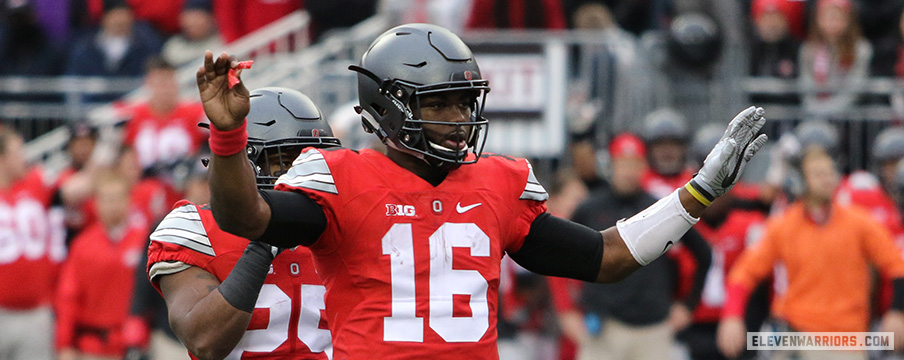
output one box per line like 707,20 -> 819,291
122,57 -> 207,172
55,171 -> 149,360
0,127 -> 66,360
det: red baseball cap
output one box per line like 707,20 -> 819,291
609,133 -> 646,159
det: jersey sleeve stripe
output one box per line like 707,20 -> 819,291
156,212 -> 205,234
162,211 -> 201,222
148,261 -> 193,282
292,148 -> 326,165
284,159 -> 331,177
278,179 -> 339,194
276,153 -> 338,194
524,182 -> 546,193
278,173 -> 335,185
520,190 -> 549,201
520,162 -> 549,201
150,228 -> 215,256
171,204 -> 199,215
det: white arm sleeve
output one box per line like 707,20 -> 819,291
615,189 -> 699,266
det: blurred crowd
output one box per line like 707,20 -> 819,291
5,0 -> 904,359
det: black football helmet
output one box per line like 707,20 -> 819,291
349,23 -> 490,167
246,87 -> 341,188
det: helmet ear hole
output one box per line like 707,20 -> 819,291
372,103 -> 388,116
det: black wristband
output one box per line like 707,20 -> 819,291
218,241 -> 275,313
893,278 -> 904,311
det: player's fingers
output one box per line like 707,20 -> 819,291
750,108 -> 766,135
203,50 -> 216,75
743,134 -> 768,162
196,65 -> 207,90
214,52 -> 230,75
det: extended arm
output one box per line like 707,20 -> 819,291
512,107 -> 766,283
509,188 -> 704,284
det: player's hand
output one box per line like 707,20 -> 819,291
717,317 -> 747,359
197,51 -> 250,131
880,310 -> 904,352
692,106 -> 768,203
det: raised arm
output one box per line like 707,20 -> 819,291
197,51 -> 270,238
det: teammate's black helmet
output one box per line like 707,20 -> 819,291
872,127 -> 904,165
349,23 -> 490,167
246,87 -> 340,188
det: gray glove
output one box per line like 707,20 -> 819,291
688,106 -> 768,205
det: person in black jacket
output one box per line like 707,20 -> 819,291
568,133 -> 712,360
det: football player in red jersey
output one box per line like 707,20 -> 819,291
198,23 -> 768,359
0,127 -> 66,360
146,87 -> 340,359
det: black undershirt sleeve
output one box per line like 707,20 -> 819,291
256,189 -> 327,248
508,213 -> 604,282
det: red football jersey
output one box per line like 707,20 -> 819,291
0,168 -> 66,309
274,148 -> 548,359
147,201 -> 332,359
122,102 -> 207,169
55,221 -> 149,356
692,210 -> 766,322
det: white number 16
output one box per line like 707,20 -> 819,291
381,223 -> 490,343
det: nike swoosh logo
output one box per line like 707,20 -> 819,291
456,202 -> 482,213
662,241 -> 674,254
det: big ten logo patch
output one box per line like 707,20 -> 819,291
386,204 -> 416,217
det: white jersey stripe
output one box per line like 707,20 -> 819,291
278,149 -> 338,194
292,149 -> 326,165
279,173 -> 335,186
151,228 -> 214,256
520,162 -> 549,201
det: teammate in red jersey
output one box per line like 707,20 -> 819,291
199,23 -> 768,359
147,87 -> 339,360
